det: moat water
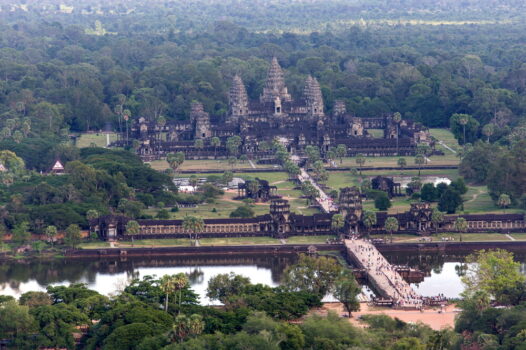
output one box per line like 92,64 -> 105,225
1,251 -> 526,303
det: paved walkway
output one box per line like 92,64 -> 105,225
248,159 -> 256,169
298,168 -> 338,213
345,239 -> 422,309
438,140 -> 457,154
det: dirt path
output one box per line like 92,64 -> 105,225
465,188 -> 484,204
320,302 -> 458,331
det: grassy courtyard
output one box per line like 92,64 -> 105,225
76,132 -> 118,148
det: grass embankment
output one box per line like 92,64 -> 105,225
370,233 -> 517,243
78,235 -> 336,249
149,159 -> 271,171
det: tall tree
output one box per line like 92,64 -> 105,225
393,112 -> 402,155
336,144 -> 347,164
497,194 -> 511,213
282,254 -> 341,297
331,214 -> 345,233
384,217 -> 399,243
332,269 -> 361,317
355,154 -> 365,175
182,216 -> 204,244
362,210 -> 377,238
210,137 -> 221,158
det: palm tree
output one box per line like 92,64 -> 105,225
431,209 -> 445,233
167,152 -> 185,174
194,138 -> 204,158
44,225 -> 58,246
397,157 -> 406,171
393,112 -> 402,155
454,217 -> 468,242
86,209 -> 99,221
126,220 -> 141,246
157,116 -> 166,142
497,194 -> 511,213
458,114 -> 469,145
182,216 -> 204,245
384,217 -> 399,243
355,154 -> 365,175
210,137 -> 221,159
414,154 -> 425,176
336,144 -> 347,164
172,273 -> 189,314
331,214 -> 345,234
160,275 -> 176,312
123,109 -> 131,144
363,211 -> 377,238
482,124 -> 494,143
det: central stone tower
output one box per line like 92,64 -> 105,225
260,57 -> 292,104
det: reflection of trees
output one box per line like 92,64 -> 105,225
455,263 -> 468,277
186,267 -> 204,284
0,254 -> 298,292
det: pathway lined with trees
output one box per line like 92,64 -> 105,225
298,168 -> 338,213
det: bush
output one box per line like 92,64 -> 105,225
374,192 -> 391,211
170,207 -> 179,213
230,206 -> 255,218
156,209 -> 170,219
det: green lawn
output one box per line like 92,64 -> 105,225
199,237 -> 280,245
510,234 -> 526,241
429,128 -> 462,154
285,235 -> 336,244
78,241 -> 113,249
335,154 -> 459,169
372,233 -> 513,243
462,186 -> 522,214
150,159 -> 271,171
323,169 -> 459,192
76,132 -> 117,148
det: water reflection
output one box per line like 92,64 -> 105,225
0,254 -> 297,304
1,251 -> 526,301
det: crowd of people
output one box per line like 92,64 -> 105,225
348,238 -> 423,308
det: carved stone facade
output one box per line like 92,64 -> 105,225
114,58 -> 433,161
91,195 -> 526,241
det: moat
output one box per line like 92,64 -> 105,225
3,251 -> 526,302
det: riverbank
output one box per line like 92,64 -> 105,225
4,239 -> 526,261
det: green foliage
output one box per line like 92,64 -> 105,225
282,254 -> 342,297
12,221 -> 31,244
374,191 -> 392,211
64,224 -> 82,248
332,269 -> 361,317
206,273 -> 251,304
438,188 -> 463,214
462,249 -> 526,305
229,205 -> 255,218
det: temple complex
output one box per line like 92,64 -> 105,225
91,187 -> 526,241
113,58 -> 433,161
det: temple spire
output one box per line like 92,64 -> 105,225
303,75 -> 324,117
228,74 -> 249,122
260,57 -> 292,103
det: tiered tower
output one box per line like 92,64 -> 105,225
270,198 -> 291,237
190,102 -> 211,139
338,186 -> 363,234
260,57 -> 292,104
333,100 -> 346,116
303,75 -> 324,118
228,74 -> 249,124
